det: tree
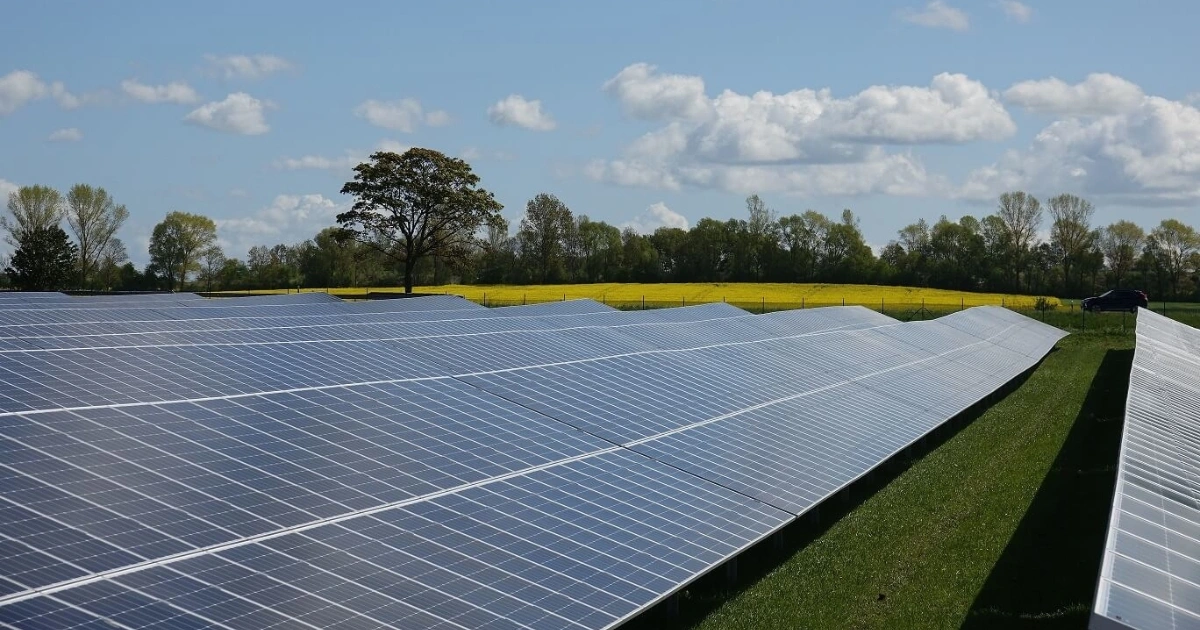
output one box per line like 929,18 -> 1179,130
996,191 -> 1042,291
198,246 -> 226,292
5,225 -> 77,290
148,211 -> 218,291
95,238 -> 129,290
1148,219 -> 1200,299
1100,221 -> 1145,288
1046,193 -> 1095,295
65,184 -> 129,287
338,148 -> 502,293
3,185 -> 65,248
517,193 -> 574,283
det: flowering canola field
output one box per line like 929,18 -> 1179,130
304,283 -> 1058,309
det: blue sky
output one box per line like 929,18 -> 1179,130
2,0 -> 1199,266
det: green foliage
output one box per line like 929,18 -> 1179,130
338,148 -> 503,292
148,211 -> 218,290
5,225 -> 78,290
2,184 -> 65,248
66,184 -> 129,288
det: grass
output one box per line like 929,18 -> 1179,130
627,332 -> 1130,630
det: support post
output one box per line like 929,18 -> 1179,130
725,558 -> 738,586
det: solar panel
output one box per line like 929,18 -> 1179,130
1092,308 -> 1200,630
0,302 -> 1065,630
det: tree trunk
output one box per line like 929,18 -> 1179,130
403,257 -> 415,293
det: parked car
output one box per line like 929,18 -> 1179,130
1081,289 -> 1149,313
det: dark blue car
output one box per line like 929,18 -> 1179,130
1082,289 -> 1149,313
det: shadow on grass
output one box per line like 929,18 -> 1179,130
626,363 -> 1045,630
961,349 -> 1132,630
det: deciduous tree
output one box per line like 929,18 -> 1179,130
518,193 -> 574,283
148,211 -> 218,291
1100,221 -> 1145,288
2,185 -> 65,248
66,184 -> 129,287
338,148 -> 502,293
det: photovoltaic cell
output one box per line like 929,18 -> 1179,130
1092,308 -> 1200,630
0,301 -> 1066,630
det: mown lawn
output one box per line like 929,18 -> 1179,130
629,332 -> 1130,630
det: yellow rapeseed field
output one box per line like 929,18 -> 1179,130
282,283 -> 1058,309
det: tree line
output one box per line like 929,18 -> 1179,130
5,147 -> 1199,300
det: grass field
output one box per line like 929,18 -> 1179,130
624,332 -> 1130,630
263,283 -> 1061,309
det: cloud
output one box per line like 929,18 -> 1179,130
217,193 -> 344,257
47,128 -> 82,142
487,94 -> 557,131
590,64 -> 1008,197
899,1 -> 970,31
963,87 -> 1200,203
121,79 -> 200,104
0,70 -> 48,115
1004,73 -> 1144,116
602,63 -> 711,122
228,188 -> 248,198
184,93 -> 271,135
0,178 -> 18,201
274,140 -> 410,172
204,54 -> 293,80
623,202 -> 690,233
354,98 -> 450,132
460,146 -> 517,162
0,71 -> 104,114
998,0 -> 1032,22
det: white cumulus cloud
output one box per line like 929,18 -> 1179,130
204,54 -> 293,80
0,178 -> 19,201
0,70 -> 48,115
217,193 -> 345,257
899,1 -> 970,31
122,79 -> 200,104
354,98 -> 450,132
487,94 -> 557,131
1004,73 -> 1144,116
998,0 -> 1033,22
623,202 -> 690,234
274,140 -> 411,172
589,64 -> 1007,197
48,128 -> 82,142
964,81 -> 1200,203
184,93 -> 271,135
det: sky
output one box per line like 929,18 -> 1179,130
2,0 -> 1199,266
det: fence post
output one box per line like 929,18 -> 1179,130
842,297 -> 845,306
682,296 -> 686,307
563,293 -> 566,302
961,297 -> 964,311
762,296 -> 765,314
642,295 -> 645,310
483,292 -> 487,307
523,293 -> 526,305
801,297 -> 805,309
881,298 -> 885,313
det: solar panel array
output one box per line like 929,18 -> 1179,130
1092,308 -> 1200,630
0,293 -> 1066,629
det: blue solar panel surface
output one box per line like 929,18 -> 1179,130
0,295 -> 1067,629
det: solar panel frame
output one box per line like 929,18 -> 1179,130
1092,308 -> 1200,630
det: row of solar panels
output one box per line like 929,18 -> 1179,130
0,293 -> 1067,629
1092,309 -> 1200,630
